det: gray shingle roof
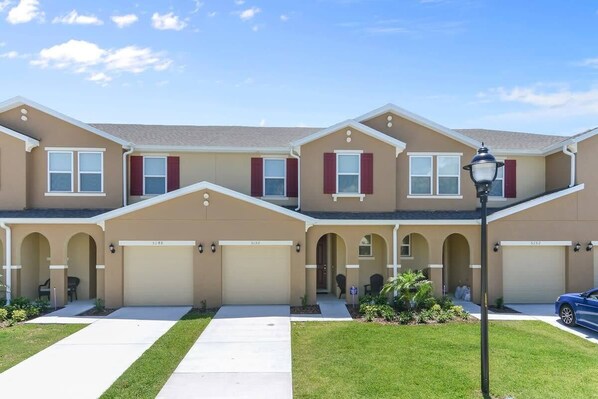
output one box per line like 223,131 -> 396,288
454,129 -> 567,151
0,209 -> 112,218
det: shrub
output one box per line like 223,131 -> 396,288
95,298 -> 105,312
26,306 -> 40,318
33,299 -> 49,314
10,297 -> 31,309
437,311 -> 453,323
437,296 -> 454,310
300,294 -> 308,307
0,308 -> 8,321
11,309 -> 27,322
450,305 -> 469,320
200,299 -> 207,313
360,304 -> 396,322
382,270 -> 433,311
431,304 -> 442,313
359,294 -> 388,306
495,297 -> 504,309
398,310 -> 414,324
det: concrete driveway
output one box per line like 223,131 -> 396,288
508,304 -> 598,344
158,305 -> 292,399
0,306 -> 190,399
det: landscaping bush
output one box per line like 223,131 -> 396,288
10,297 -> 31,309
398,310 -> 414,324
360,304 -> 396,322
437,296 -> 454,310
0,308 -> 7,321
25,306 -> 40,318
382,270 -> 434,311
95,298 -> 105,312
359,294 -> 388,306
11,309 -> 27,322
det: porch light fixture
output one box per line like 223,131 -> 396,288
463,143 -> 504,396
493,243 -> 500,252
574,242 -> 581,252
296,243 -> 301,253
211,242 -> 216,253
587,242 -> 594,252
109,243 -> 115,254
198,243 -> 204,254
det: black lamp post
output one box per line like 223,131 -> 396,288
463,144 -> 504,396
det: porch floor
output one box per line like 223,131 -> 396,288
291,294 -> 352,321
26,299 -> 96,324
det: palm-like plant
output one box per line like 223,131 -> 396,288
381,270 -> 433,310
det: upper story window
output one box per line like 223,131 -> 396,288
337,153 -> 360,193
490,163 -> 504,197
48,151 -> 73,192
143,156 -> 167,195
400,234 -> 411,257
359,234 -> 373,257
263,158 -> 286,197
78,152 -> 103,192
409,156 -> 432,195
437,156 -> 460,195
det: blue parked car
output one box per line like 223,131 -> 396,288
555,288 -> 598,332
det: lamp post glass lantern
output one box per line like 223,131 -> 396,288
463,144 -> 503,395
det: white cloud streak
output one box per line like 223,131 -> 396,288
52,10 -> 103,25
111,14 -> 138,28
239,7 -> 260,21
151,12 -> 187,31
6,0 -> 43,24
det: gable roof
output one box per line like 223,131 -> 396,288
94,181 -> 316,223
455,128 -> 568,154
356,103 -> 482,149
0,124 -> 39,152
0,96 -> 131,148
289,120 -> 406,154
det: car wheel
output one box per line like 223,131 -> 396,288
560,304 -> 576,326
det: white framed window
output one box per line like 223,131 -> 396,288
143,156 -> 167,195
409,156 -> 432,195
359,234 -> 373,257
78,152 -> 103,193
490,162 -> 504,197
263,158 -> 286,197
400,234 -> 411,257
48,151 -> 73,192
437,156 -> 460,195
337,153 -> 360,194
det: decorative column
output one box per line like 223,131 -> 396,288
49,265 -> 68,307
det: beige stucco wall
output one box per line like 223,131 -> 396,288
546,151 -> 571,192
67,233 -> 95,300
300,126 -> 397,212
105,189 -> 305,308
487,156 -> 546,208
399,233 -> 430,271
357,234 -> 387,292
128,152 -> 298,208
0,106 -> 124,209
444,233 -> 470,294
0,134 -> 28,209
20,233 -> 50,299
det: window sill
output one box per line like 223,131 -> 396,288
332,193 -> 365,202
261,196 -> 289,201
45,192 -> 106,197
407,195 -> 462,199
140,194 -> 163,199
359,256 -> 375,260
400,256 -> 414,260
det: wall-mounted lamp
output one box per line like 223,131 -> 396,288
493,243 -> 500,252
296,242 -> 301,253
587,242 -> 594,252
574,242 -> 581,252
109,243 -> 115,254
211,242 -> 216,253
198,243 -> 204,254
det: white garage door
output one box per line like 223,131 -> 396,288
503,246 -> 565,303
222,245 -> 290,305
124,246 -> 194,306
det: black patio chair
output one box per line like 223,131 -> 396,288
336,274 -> 346,299
68,277 -> 80,302
38,279 -> 51,300
364,273 -> 384,295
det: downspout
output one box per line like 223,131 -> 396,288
290,147 -> 301,211
562,145 -> 575,187
393,224 -> 399,296
122,145 -> 134,206
1,222 -> 11,304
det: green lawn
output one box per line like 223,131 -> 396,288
292,321 -> 598,399
0,323 -> 86,372
101,309 -> 213,399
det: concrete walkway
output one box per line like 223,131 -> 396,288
291,294 -> 353,321
0,306 -> 190,399
26,299 -> 97,324
158,305 -> 292,399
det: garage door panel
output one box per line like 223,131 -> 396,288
124,246 -> 194,306
222,246 -> 290,305
503,246 -> 565,303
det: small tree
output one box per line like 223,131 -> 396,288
381,270 -> 433,310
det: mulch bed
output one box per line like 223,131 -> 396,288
346,304 -> 475,325
345,304 -> 361,318
489,306 -> 520,314
79,308 -> 117,317
291,305 -> 321,314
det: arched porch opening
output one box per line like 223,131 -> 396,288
315,233 -> 346,298
20,232 -> 50,300
400,233 -> 429,274
442,233 -> 471,300
358,233 -> 388,295
66,233 -> 98,300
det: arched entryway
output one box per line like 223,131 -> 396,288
442,233 -> 471,299
358,233 -> 388,295
399,233 -> 429,273
315,233 -> 346,297
66,233 -> 98,300
20,233 -> 51,299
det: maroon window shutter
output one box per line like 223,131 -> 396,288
504,159 -> 517,198
323,153 -> 336,194
286,158 -> 299,197
167,156 -> 180,192
130,156 -> 143,196
251,158 -> 263,197
361,153 -> 374,194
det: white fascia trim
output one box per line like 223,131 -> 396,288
96,265 -> 105,269
499,241 -> 573,246
49,265 -> 68,269
119,240 -> 196,246
428,264 -> 444,269
0,96 -> 130,148
487,184 -> 584,222
310,219 -> 478,226
45,192 -> 106,197
305,264 -> 317,269
406,152 -> 463,156
219,240 -> 293,246
133,145 -> 291,154
355,104 -> 481,149
346,264 -> 360,269
93,181 -> 316,224
45,147 -> 106,152
0,124 -> 40,152
407,195 -> 463,199
289,120 -> 406,152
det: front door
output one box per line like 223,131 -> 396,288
316,235 -> 327,291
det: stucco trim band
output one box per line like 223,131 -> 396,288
119,241 -> 196,247
219,240 -> 293,246
96,265 -> 105,269
499,241 -> 572,247
387,264 -> 401,268
2,265 -> 21,270
49,265 -> 68,269
428,264 -> 444,269
469,264 -> 481,269
305,264 -> 317,269
346,264 -> 360,269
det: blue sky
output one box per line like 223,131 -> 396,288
1,0 -> 597,135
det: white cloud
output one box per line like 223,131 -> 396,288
0,50 -> 18,58
6,0 -> 43,24
239,7 -> 260,21
152,12 -> 187,31
579,58 -> 598,69
30,39 -> 173,84
0,41 -> 5,47
207,11 -> 217,17
111,14 -> 138,28
191,0 -> 202,14
280,14 -> 289,22
235,0 -> 245,5
52,10 -> 103,25
259,118 -> 266,127
0,0 -> 11,12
